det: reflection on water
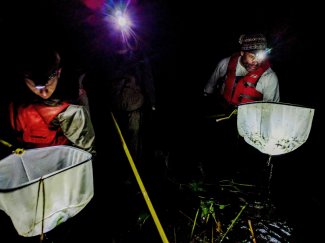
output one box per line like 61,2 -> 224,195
157,174 -> 294,243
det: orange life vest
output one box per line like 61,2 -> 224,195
10,102 -> 70,148
223,53 -> 270,105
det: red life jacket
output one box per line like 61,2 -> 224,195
223,53 -> 270,106
10,102 -> 70,148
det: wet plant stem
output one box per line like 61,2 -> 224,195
248,219 -> 257,243
219,203 -> 248,242
179,210 -> 194,223
205,201 -> 214,223
191,208 -> 200,239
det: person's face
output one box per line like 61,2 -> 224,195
24,68 -> 61,99
240,51 -> 264,72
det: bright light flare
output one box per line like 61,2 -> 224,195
256,48 -> 272,62
114,9 -> 131,30
104,2 -> 139,50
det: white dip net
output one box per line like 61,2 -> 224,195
0,145 -> 93,237
237,102 -> 315,156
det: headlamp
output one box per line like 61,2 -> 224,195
114,9 -> 131,30
24,69 -> 59,89
255,48 -> 271,61
104,1 -> 138,50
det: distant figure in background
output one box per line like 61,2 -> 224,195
203,33 -> 280,115
8,47 -> 96,155
110,45 -> 156,165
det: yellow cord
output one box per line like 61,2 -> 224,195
111,112 -> 169,243
0,138 -> 24,155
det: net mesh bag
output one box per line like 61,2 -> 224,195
0,145 -> 93,237
237,102 -> 315,156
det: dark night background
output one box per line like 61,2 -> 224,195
0,0 -> 323,242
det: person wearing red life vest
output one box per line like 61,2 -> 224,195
203,33 -> 280,112
199,33 -> 280,180
9,47 -> 96,155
